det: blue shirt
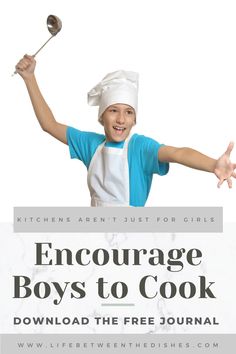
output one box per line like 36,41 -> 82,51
66,127 -> 169,206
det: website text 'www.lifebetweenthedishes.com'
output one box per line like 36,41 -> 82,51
3,334 -> 234,353
16,340 -> 219,350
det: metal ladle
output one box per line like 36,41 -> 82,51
13,15 -> 62,75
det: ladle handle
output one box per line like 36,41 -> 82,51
12,35 -> 54,76
33,34 -> 54,57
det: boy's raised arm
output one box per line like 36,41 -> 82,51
15,54 -> 68,144
158,143 -> 236,188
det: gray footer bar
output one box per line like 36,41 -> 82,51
1,334 -> 235,354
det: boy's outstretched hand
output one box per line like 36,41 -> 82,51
214,142 -> 236,188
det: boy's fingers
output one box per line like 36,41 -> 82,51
217,176 -> 234,188
18,62 -> 27,70
24,54 -> 34,60
225,141 -> 234,156
15,62 -> 24,71
16,55 -> 34,68
16,56 -> 34,71
227,178 -> 232,188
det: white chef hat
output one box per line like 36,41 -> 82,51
88,70 -> 139,122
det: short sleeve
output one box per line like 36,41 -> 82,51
135,135 -> 169,176
66,127 -> 105,168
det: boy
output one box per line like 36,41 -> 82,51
16,55 -> 236,207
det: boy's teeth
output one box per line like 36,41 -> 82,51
114,126 -> 125,131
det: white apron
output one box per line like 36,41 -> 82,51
87,138 -> 130,207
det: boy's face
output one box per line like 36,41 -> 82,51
101,104 -> 136,142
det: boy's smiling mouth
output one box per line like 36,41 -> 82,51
113,126 -> 126,132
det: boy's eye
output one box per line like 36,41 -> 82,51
110,109 -> 117,112
127,110 -> 134,115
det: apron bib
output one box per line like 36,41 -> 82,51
87,138 -> 130,207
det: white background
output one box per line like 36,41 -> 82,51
0,0 -> 236,221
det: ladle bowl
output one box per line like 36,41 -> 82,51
47,15 -> 62,36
